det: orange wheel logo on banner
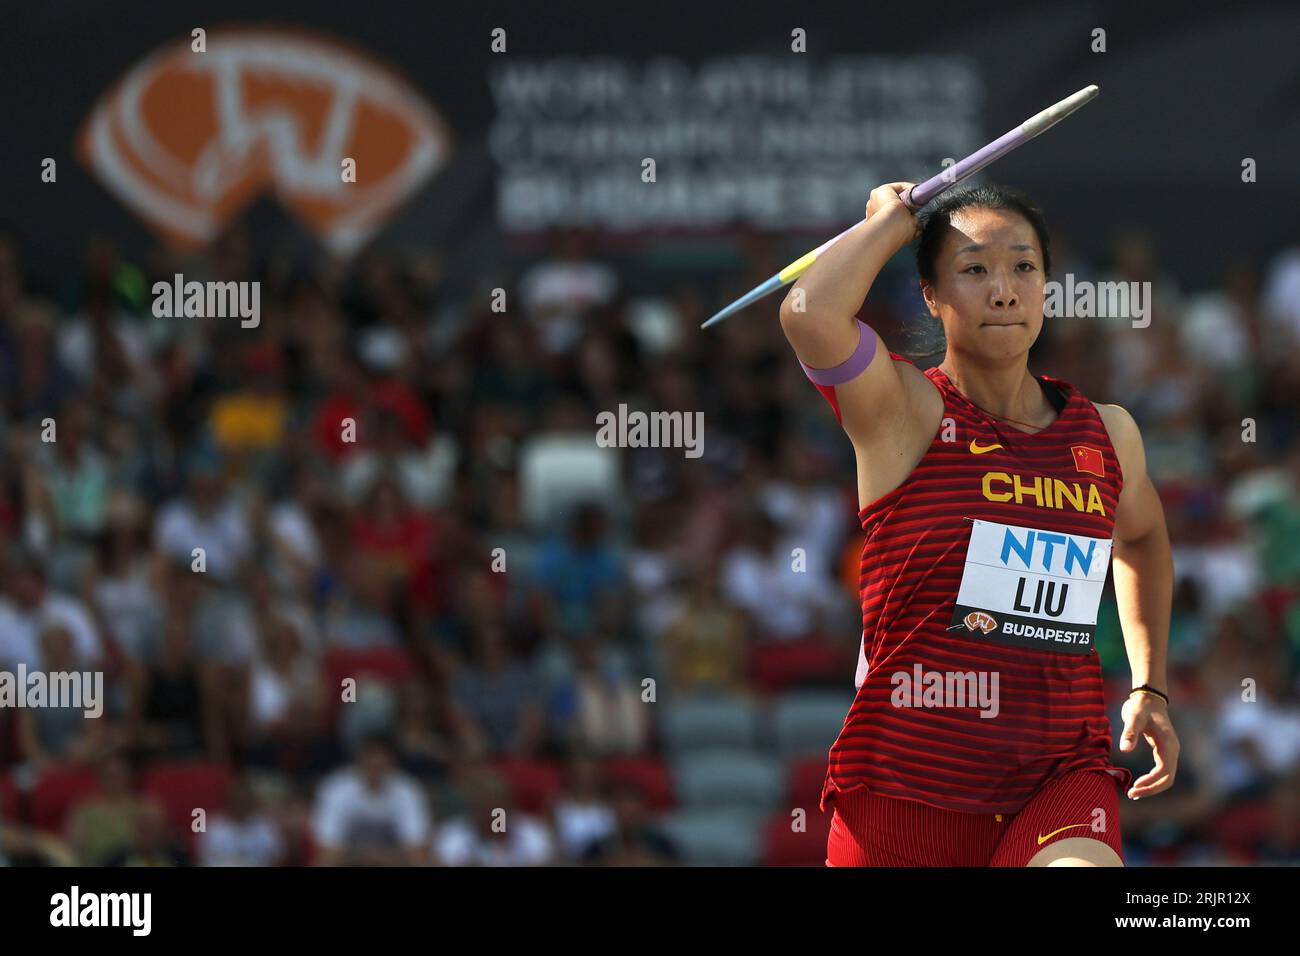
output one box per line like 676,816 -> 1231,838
79,28 -> 453,256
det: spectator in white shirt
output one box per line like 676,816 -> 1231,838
153,457 -> 252,585
551,752 -> 617,860
760,435 -> 851,583
243,612 -> 325,764
433,769 -> 555,866
200,777 -> 286,866
88,494 -> 164,664
311,735 -> 431,866
16,624 -> 106,769
1261,245 -> 1300,350
519,231 -> 619,356
720,511 -> 844,640
0,546 -> 102,669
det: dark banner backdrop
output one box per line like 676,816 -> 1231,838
1,0 -> 1297,290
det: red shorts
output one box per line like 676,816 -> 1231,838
825,769 -> 1124,867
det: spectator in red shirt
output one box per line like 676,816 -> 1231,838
349,474 -> 440,615
311,352 -> 429,463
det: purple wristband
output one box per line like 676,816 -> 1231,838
799,319 -> 877,386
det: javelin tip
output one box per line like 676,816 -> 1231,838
1023,84 -> 1100,136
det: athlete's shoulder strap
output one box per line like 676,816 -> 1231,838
1035,372 -> 1077,414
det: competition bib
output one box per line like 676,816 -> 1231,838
949,518 -> 1112,655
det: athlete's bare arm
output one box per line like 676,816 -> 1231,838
779,183 -> 943,505
1095,402 -> 1180,798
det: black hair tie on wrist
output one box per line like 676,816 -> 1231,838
1130,684 -> 1169,706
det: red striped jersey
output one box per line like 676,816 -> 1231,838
818,352 -> 1134,815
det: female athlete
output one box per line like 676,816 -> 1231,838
780,182 -> 1179,866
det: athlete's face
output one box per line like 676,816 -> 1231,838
921,207 -> 1046,363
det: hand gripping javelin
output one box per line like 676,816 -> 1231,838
700,85 -> 1100,329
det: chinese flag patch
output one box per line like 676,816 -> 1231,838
1071,445 -> 1105,478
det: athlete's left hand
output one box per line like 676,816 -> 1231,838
1120,692 -> 1179,799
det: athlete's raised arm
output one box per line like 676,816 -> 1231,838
778,183 -> 922,448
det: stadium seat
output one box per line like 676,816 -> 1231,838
518,435 -> 622,530
30,764 -> 101,833
1259,584 -> 1300,634
761,806 -> 833,866
336,680 -> 399,754
323,645 -> 417,686
1103,674 -> 1133,706
1213,800 -> 1273,857
658,808 -> 763,866
658,693 -> 760,753
770,690 -> 851,759
490,757 -> 564,815
141,761 -> 235,848
600,755 -> 675,810
322,646 -> 417,729
786,755 -> 829,808
1149,847 -> 1186,866
672,750 -> 783,811
299,829 -> 320,867
0,772 -> 19,822
749,637 -> 847,694
0,710 -> 19,766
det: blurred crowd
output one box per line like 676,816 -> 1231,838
0,214 -> 1298,866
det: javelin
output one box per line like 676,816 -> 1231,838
700,84 -> 1100,329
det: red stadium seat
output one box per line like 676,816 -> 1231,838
141,761 -> 235,856
0,709 -> 19,766
1259,585 -> 1300,634
324,646 -> 417,684
490,757 -> 564,815
0,772 -> 19,822
30,764 -> 101,833
141,761 -> 235,830
786,755 -> 828,808
600,756 -> 676,811
761,806 -> 833,866
1103,675 -> 1134,707
321,646 -> 417,729
299,829 -> 319,867
1149,846 -> 1185,866
1213,800 -> 1273,857
749,637 -> 846,694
